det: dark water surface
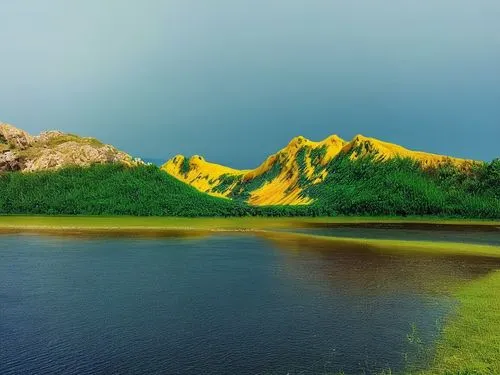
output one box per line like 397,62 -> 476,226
1,233 -> 499,375
292,223 -> 500,246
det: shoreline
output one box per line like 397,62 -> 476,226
2,216 -> 499,258
1,215 -> 499,229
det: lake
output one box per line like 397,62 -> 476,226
1,231 -> 499,375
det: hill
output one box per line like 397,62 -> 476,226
1,122 -> 498,218
0,122 -> 249,217
0,163 -> 248,216
0,122 -> 140,172
163,134 -> 477,206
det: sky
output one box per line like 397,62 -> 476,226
1,1 -> 499,168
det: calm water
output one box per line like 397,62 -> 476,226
1,232 -> 499,375
292,223 -> 500,246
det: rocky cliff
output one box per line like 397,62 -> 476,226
0,122 -> 140,172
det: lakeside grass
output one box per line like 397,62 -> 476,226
1,215 -> 499,230
416,270 -> 500,375
0,215 -> 302,232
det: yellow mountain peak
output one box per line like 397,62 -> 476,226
322,134 -> 345,143
162,133 -> 477,206
162,154 -> 247,198
286,135 -> 309,148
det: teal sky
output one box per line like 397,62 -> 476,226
1,1 -> 499,167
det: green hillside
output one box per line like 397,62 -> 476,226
0,157 -> 499,218
0,164 -> 249,216
302,151 -> 500,218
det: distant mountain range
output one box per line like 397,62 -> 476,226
2,121 -> 498,218
163,134 -> 475,206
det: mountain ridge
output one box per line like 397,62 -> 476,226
163,134 -> 476,206
1,121 -> 498,218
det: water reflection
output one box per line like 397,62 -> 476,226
261,231 -> 500,295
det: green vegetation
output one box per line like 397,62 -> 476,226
180,156 -> 190,175
0,164 -> 250,217
210,173 -> 239,194
16,134 -> 107,160
1,215 -> 497,230
415,271 -> 500,375
229,159 -> 282,200
310,144 -> 327,165
311,145 -> 328,176
43,134 -> 104,148
0,215 -> 306,231
296,147 -> 311,187
304,153 -> 500,219
0,151 -> 499,218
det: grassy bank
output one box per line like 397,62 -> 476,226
0,164 -> 248,217
416,270 -> 500,375
0,160 -> 499,218
1,215 -> 499,231
304,155 -> 500,219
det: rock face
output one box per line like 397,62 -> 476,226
0,123 -> 34,150
0,151 -> 22,171
0,122 -> 141,172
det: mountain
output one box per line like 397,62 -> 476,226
0,163 -> 251,216
163,134 -> 476,206
1,122 -> 497,218
0,122 -> 140,172
0,122 -> 252,216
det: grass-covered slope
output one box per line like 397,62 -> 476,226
163,134 -> 475,206
0,156 -> 499,218
303,152 -> 500,218
0,164 -> 249,216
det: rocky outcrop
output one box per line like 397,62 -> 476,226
0,121 -> 141,172
0,151 -> 23,171
0,123 -> 34,150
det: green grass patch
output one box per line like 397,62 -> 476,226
1,216 -> 497,232
210,173 -> 240,194
0,164 -> 249,217
1,156 -> 499,219
229,159 -> 282,200
305,153 -> 500,219
180,156 -> 190,175
43,134 -> 104,148
416,271 -> 500,375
